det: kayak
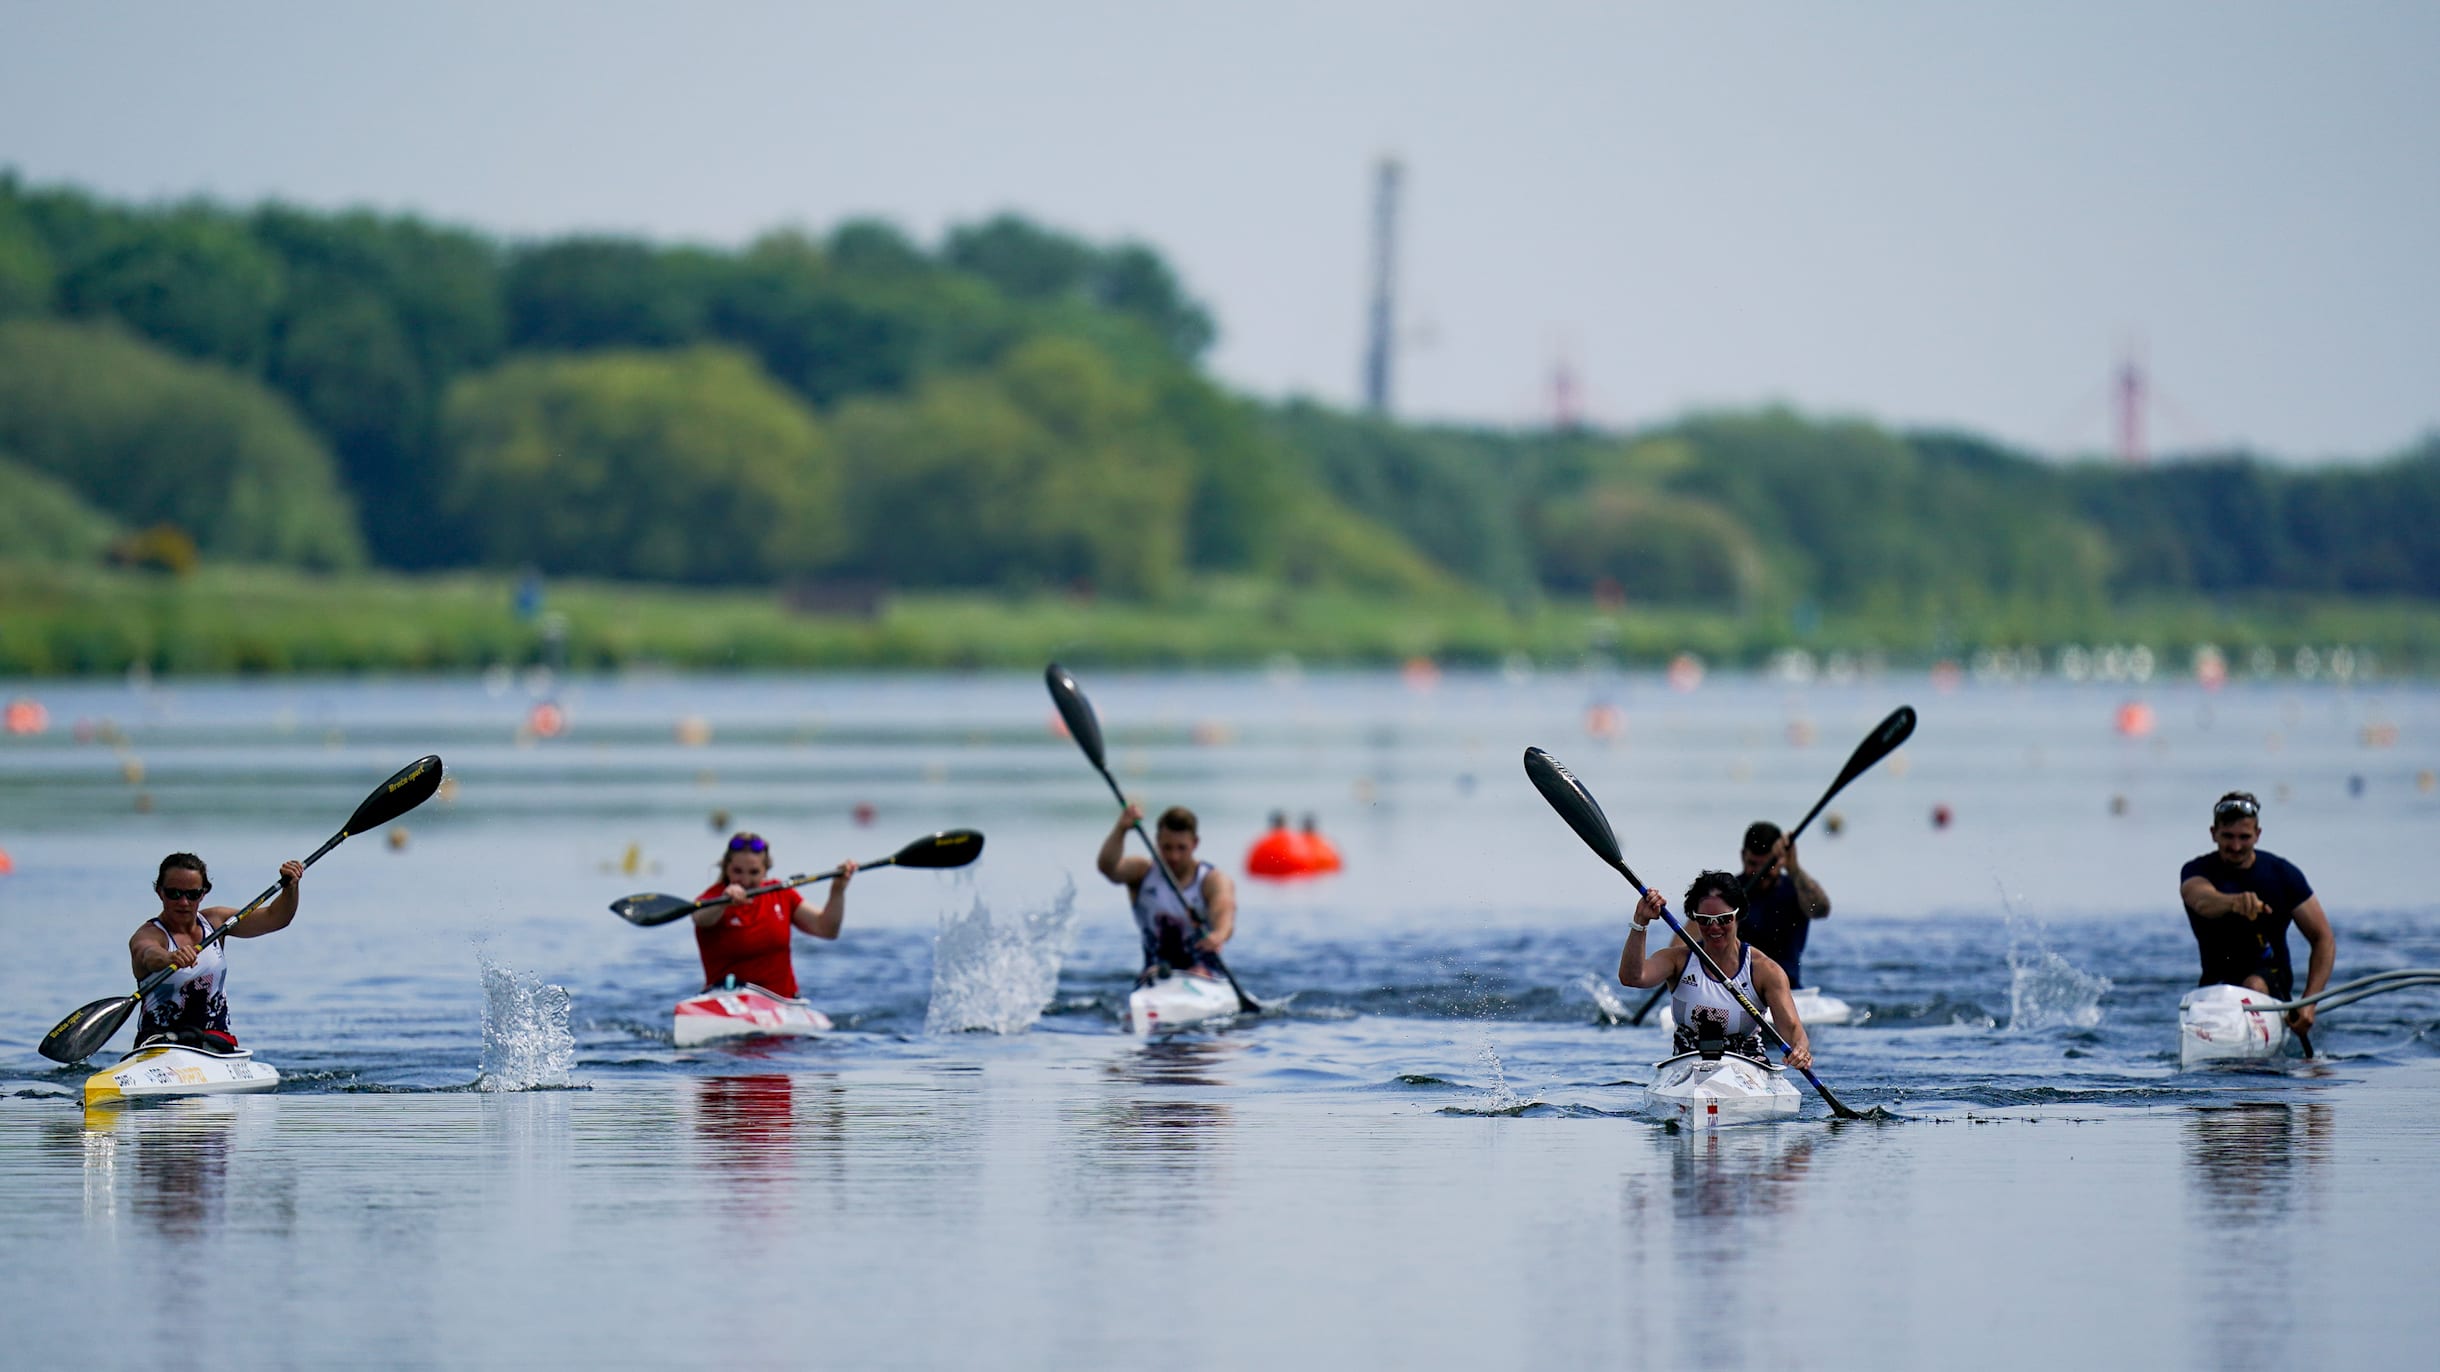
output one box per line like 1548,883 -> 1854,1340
1660,986 -> 1860,1034
1127,969 -> 1239,1036
1644,1050 -> 1800,1128
84,1042 -> 279,1107
2177,983 -> 2291,1067
673,983 -> 833,1048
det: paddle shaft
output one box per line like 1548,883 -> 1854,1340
688,859 -> 883,917
1086,759 -> 1259,1012
1630,805 -> 1830,1026
1620,863 -> 1860,1119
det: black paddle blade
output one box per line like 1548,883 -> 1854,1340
891,828 -> 985,869
1044,663 -> 1108,770
1523,747 -> 1627,871
39,993 -> 137,1064
612,892 -> 697,927
345,754 -> 445,837
1834,706 -> 1916,788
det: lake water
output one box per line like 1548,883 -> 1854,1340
2,668 -> 2436,1367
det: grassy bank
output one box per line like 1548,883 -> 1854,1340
3,561 -> 2437,677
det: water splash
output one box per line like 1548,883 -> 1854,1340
2003,909 -> 2113,1031
477,955 -> 576,1091
1472,1035 -> 1528,1113
1578,973 -> 1631,1025
925,879 -> 1080,1035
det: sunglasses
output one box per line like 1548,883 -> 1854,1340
726,834 -> 768,854
156,884 -> 210,902
1689,913 -> 1736,929
2213,796 -> 2260,820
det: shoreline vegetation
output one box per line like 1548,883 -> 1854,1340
3,174 -> 2437,681
2,561 -> 2433,679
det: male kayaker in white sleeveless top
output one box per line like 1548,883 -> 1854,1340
1616,870 -> 1812,1070
1097,803 -> 1237,987
129,851 -> 305,1050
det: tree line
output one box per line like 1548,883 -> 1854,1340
2,173 -> 2434,621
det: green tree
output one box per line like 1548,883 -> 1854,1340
0,319 -> 364,568
439,346 -> 841,583
0,452 -> 121,565
0,191 -> 53,319
55,207 -> 285,373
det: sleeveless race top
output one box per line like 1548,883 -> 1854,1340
693,884 -> 806,998
1132,860 -> 1215,970
138,910 -> 232,1041
1670,943 -> 1762,1042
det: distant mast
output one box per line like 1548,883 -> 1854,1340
1361,157 -> 1403,416
2116,345 -> 2147,466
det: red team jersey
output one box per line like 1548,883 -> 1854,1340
692,884 -> 806,997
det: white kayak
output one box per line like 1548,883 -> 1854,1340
2177,983 -> 2292,1067
1644,1050 -> 1800,1128
1127,969 -> 1239,1036
84,1042 -> 279,1107
673,983 -> 833,1048
1660,986 -> 1860,1034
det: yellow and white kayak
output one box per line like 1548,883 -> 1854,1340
84,1042 -> 279,1107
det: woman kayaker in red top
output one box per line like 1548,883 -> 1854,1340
692,832 -> 856,998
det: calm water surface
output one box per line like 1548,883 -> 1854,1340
2,669 -> 2436,1367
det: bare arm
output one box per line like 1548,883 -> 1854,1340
1752,951 -> 1811,1070
794,862 -> 856,940
228,861 -> 305,938
130,922 -> 187,979
2181,876 -> 2269,921
2288,895 -> 2336,1032
1195,868 -> 1236,952
1098,804 -> 1149,885
693,884 -> 747,929
1783,842 -> 1830,919
1617,889 -> 1684,988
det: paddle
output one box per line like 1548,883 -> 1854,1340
610,828 -> 987,926
1044,662 -> 1260,1013
1629,705 -> 1917,1025
1524,745 -> 1869,1120
39,753 -> 446,1065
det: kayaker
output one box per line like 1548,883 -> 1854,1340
2179,791 -> 2335,1034
692,832 -> 856,998
129,852 -> 304,1049
1618,870 -> 1812,1070
1099,803 -> 1236,986
1734,821 -> 1831,988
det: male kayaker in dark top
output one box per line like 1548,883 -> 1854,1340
128,852 -> 305,1049
1098,803 -> 1236,986
1734,822 -> 1831,989
2179,791 -> 2335,1035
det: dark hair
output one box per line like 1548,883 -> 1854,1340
1157,806 -> 1199,836
1684,870 -> 1745,913
156,852 -> 208,889
1742,821 -> 1783,856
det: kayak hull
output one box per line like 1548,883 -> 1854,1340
1128,970 -> 1238,1036
1659,986 -> 1859,1034
84,1043 -> 279,1107
2178,983 -> 2291,1067
1644,1051 -> 1800,1128
673,984 -> 833,1048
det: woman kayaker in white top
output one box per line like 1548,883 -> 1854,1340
129,851 -> 305,1050
1617,870 -> 1812,1070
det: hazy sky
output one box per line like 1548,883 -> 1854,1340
3,3 -> 2433,460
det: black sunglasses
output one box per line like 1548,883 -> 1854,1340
156,883 -> 210,901
2213,796 -> 2260,820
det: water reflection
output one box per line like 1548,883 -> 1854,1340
2182,1102 -> 2333,1370
75,1098 -> 265,1241
1619,1125 -> 1830,1368
1060,1039 -> 1240,1216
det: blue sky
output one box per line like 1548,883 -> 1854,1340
3,2 -> 2432,460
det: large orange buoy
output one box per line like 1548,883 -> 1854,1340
1298,814 -> 1342,874
1247,813 -> 1309,879
0,847 -> 14,874
3,698 -> 48,736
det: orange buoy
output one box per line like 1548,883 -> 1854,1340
1931,803 -> 1953,830
1666,653 -> 1704,693
1298,815 -> 1342,874
3,698 -> 48,736
1584,702 -> 1624,742
1247,814 -> 1309,879
1402,656 -> 1441,693
1929,661 -> 1963,693
0,847 -> 14,874
2115,701 -> 2155,738
528,701 -> 566,738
